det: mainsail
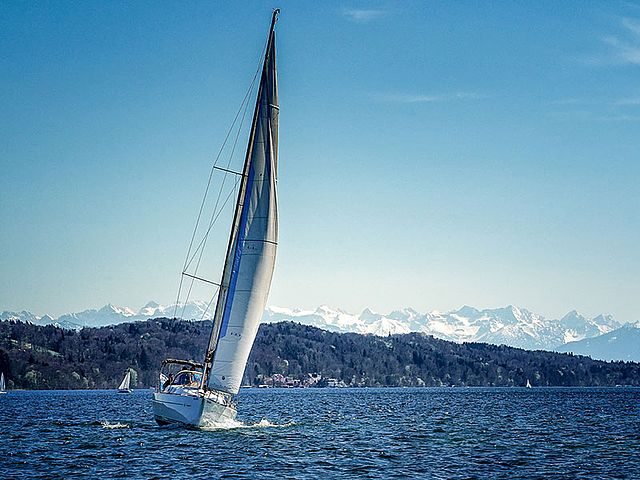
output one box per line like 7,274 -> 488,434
0,373 -> 5,391
118,370 -> 131,390
203,10 -> 279,395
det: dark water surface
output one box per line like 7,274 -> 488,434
1,388 -> 639,479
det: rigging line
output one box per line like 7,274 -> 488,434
180,185 -> 241,321
177,49 -> 269,325
183,177 -> 241,275
181,170 -> 235,318
184,31 -> 268,272
181,272 -> 220,287
172,44 -> 266,321
196,287 -> 219,388
181,81 -> 253,316
176,44 -> 268,321
180,177 -> 240,320
185,96 -> 252,273
183,61 -> 256,276
184,88 -> 252,275
200,286 -> 220,322
180,87 -> 250,312
173,46 -> 267,318
213,165 -> 244,176
182,66 -> 257,268
173,112 -> 247,319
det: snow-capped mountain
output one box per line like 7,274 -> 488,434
56,304 -> 137,329
262,306 -> 412,337
556,321 -> 640,362
1,300 -> 214,330
557,311 -> 619,344
1,310 -> 44,325
262,305 -> 622,351
133,300 -> 212,323
1,302 -> 629,354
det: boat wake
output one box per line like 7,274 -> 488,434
200,418 -> 294,431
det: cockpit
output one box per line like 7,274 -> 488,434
172,370 -> 203,388
158,358 -> 204,393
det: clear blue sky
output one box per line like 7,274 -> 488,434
1,2 -> 638,321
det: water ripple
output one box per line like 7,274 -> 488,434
0,388 -> 638,479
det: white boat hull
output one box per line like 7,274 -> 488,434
152,391 -> 237,427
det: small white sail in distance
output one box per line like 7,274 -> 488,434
118,370 -> 131,392
0,372 -> 6,393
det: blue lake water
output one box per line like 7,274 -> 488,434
1,387 -> 639,479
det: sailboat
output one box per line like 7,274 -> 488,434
0,373 -> 6,394
152,9 -> 280,427
118,370 -> 132,393
525,379 -> 532,388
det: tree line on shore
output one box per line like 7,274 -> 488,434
1,318 -> 639,390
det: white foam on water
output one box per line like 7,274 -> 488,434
101,421 -> 130,429
252,419 -> 295,428
200,417 -> 294,431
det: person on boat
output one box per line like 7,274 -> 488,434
190,372 -> 203,388
162,373 -> 174,391
174,371 -> 192,386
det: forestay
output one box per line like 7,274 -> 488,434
204,15 -> 279,395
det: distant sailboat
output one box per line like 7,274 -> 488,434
0,373 -> 6,394
152,9 -> 281,427
118,370 -> 132,393
525,379 -> 532,388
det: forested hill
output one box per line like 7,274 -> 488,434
1,318 -> 639,390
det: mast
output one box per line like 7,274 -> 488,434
202,9 -> 280,394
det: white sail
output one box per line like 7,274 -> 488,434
204,19 -> 279,395
118,370 -> 131,390
0,373 -> 5,391
151,11 -> 280,427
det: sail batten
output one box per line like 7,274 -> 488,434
203,11 -> 279,395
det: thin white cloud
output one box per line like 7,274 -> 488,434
614,96 -> 640,105
548,107 -> 640,123
372,92 -> 487,104
555,112 -> 640,122
546,110 -> 594,122
590,17 -> 640,65
604,35 -> 640,64
548,98 -> 586,106
596,114 -> 640,121
550,95 -> 640,107
622,17 -> 640,35
342,9 -> 386,23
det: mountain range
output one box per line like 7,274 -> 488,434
556,321 -> 640,362
2,301 -> 637,362
1,301 -> 212,330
